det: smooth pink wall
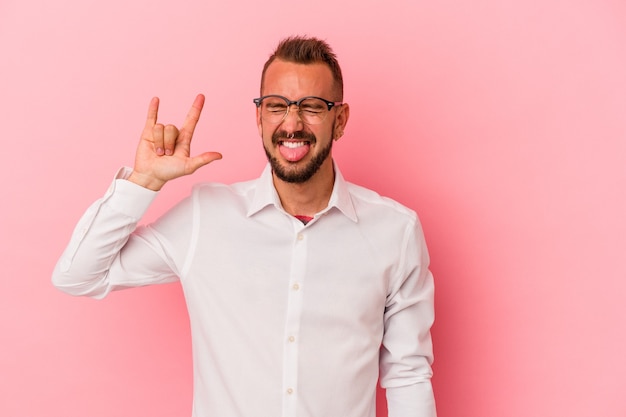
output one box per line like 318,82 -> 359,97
1,1 -> 625,416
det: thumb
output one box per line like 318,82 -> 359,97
186,152 -> 223,174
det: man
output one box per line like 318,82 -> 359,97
53,36 -> 436,417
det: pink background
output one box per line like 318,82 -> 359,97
1,1 -> 625,416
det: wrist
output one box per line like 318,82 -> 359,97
127,171 -> 166,191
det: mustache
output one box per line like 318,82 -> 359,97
272,130 -> 317,145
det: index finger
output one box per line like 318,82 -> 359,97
180,94 -> 205,137
144,96 -> 160,129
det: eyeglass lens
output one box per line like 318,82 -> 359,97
261,97 -> 329,125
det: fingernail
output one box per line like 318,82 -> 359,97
165,149 -> 173,156
156,147 -> 164,156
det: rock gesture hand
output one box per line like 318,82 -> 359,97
128,94 -> 222,190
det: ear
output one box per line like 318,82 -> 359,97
256,107 -> 263,137
333,103 -> 350,140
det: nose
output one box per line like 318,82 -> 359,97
281,104 -> 304,131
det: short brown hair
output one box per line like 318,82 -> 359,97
260,36 -> 344,100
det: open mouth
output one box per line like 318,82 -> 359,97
279,140 -> 311,162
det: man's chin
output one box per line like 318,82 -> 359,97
271,161 -> 317,184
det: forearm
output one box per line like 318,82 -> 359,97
52,168 -> 157,298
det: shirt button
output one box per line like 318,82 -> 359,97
288,336 -> 295,343
292,283 -> 300,291
287,388 -> 294,395
297,233 -> 304,241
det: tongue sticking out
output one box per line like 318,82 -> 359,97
279,142 -> 310,162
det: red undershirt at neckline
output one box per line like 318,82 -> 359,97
294,215 -> 313,224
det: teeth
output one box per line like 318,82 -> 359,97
282,141 -> 307,148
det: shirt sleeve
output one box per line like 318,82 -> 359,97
51,168 -> 184,299
380,217 -> 437,417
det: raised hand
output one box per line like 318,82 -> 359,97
128,94 -> 222,190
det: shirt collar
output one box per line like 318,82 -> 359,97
247,161 -> 358,223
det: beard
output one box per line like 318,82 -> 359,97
263,127 -> 334,184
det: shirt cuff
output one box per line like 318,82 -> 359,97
387,382 -> 437,417
104,167 -> 158,220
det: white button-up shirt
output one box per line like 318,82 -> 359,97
53,163 -> 436,417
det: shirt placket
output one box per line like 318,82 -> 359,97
282,221 -> 308,417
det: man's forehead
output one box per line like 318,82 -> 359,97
262,60 -> 335,96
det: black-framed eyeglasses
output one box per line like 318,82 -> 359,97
253,95 -> 343,125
